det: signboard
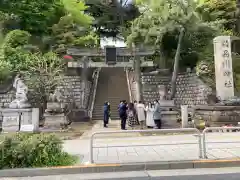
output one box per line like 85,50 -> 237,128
68,61 -> 154,68
213,36 -> 234,100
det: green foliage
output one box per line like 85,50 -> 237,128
0,0 -> 64,35
1,30 -> 32,72
85,0 -> 139,38
2,48 -> 33,72
51,15 -> 98,53
196,0 -> 236,31
2,30 -> 30,48
0,133 -> 76,169
25,52 -> 64,106
61,0 -> 93,25
127,0 -> 208,45
0,60 -> 12,82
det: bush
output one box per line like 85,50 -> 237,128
0,133 -> 77,169
0,60 -> 12,83
2,30 -> 31,49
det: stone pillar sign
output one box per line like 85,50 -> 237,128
213,36 -> 234,100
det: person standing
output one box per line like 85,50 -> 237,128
119,100 -> 128,130
107,102 -> 111,123
153,100 -> 162,129
127,102 -> 137,129
133,100 -> 139,125
137,101 -> 146,129
103,102 -> 109,128
145,102 -> 155,128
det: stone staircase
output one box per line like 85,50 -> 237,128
92,68 -> 130,120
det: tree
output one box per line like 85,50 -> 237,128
49,0 -> 98,53
0,0 -> 64,36
196,0 -> 236,32
25,52 -> 64,109
85,0 -> 139,40
128,0 -> 213,99
196,0 -> 237,30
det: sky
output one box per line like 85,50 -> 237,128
100,37 -> 126,48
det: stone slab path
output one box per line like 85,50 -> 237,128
63,120 -> 240,164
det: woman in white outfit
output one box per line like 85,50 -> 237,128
145,103 -> 155,128
136,101 -> 146,129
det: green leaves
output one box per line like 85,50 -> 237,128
61,0 -> 94,26
196,0 -> 236,31
0,133 -> 76,169
0,0 -> 64,35
127,0 -> 201,46
2,30 -> 31,48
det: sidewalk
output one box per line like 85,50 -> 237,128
3,167 -> 240,180
63,120 -> 240,164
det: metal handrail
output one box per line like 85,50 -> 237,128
90,128 -> 202,163
126,68 -> 133,102
89,68 -> 101,119
202,127 -> 240,159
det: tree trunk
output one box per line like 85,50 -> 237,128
159,45 -> 167,69
81,56 -> 88,108
236,0 -> 240,33
134,44 -> 143,102
170,28 -> 185,99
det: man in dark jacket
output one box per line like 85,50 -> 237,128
119,100 -> 128,130
103,102 -> 109,128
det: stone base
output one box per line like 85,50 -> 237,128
0,108 -> 39,132
161,111 -> 180,128
192,105 -> 240,127
43,113 -> 67,129
45,102 -> 62,113
9,100 -> 31,109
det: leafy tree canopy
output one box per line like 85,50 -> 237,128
85,0 -> 140,37
0,0 -> 64,35
196,0 -> 236,31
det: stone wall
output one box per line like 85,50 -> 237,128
141,72 -> 170,103
0,90 -> 15,108
174,73 -> 212,107
0,76 -> 92,110
56,76 -> 92,109
139,72 -> 212,107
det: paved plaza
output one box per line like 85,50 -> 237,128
63,121 -> 240,164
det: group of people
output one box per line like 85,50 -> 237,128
103,100 -> 162,130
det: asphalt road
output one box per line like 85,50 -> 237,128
3,167 -> 240,180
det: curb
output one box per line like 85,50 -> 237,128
1,159 -> 240,177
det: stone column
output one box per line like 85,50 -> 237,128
158,85 -> 167,100
181,105 -> 188,128
213,36 -> 234,100
32,108 -> 39,132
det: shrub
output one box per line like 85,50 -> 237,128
0,133 -> 77,169
2,30 -> 31,49
0,60 -> 12,83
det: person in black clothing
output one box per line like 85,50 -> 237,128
119,100 -> 128,130
103,102 -> 109,128
107,102 -> 111,122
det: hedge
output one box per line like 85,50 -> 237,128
0,133 -> 77,169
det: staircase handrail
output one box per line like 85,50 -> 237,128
126,68 -> 133,102
89,68 -> 101,119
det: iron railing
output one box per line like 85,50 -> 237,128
90,128 -> 202,163
202,127 -> 240,158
